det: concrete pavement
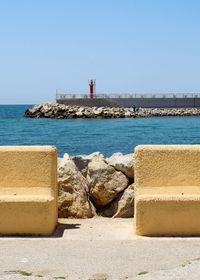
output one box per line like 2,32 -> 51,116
0,218 -> 200,279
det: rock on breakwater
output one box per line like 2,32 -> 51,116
58,152 -> 135,218
25,103 -> 137,118
24,102 -> 200,119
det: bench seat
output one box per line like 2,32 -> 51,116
0,198 -> 56,235
134,145 -> 200,236
135,192 -> 200,236
0,146 -> 57,235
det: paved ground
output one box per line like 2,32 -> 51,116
0,218 -> 200,279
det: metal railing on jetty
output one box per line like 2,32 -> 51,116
56,93 -> 200,99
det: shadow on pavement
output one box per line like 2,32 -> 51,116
53,222 -> 81,238
0,222 -> 81,239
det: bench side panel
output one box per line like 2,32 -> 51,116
0,146 -> 57,189
135,145 -> 200,188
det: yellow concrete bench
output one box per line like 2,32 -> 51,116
134,145 -> 200,236
0,146 -> 57,235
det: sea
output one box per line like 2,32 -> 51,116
1,105 -> 200,157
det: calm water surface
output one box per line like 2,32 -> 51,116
0,105 -> 200,157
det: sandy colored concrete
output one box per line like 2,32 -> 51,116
0,218 -> 199,279
135,145 -> 200,236
0,146 -> 57,235
0,146 -> 57,189
135,145 -> 200,187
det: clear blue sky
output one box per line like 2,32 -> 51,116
0,0 -> 200,104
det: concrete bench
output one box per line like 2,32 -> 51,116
0,146 -> 57,235
134,145 -> 200,236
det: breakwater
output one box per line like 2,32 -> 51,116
25,103 -> 200,118
56,96 -> 200,108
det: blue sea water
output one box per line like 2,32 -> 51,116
1,105 -> 200,157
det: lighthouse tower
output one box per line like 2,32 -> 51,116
89,79 -> 96,99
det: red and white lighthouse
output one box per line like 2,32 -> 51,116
89,79 -> 96,99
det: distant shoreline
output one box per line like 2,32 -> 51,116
24,103 -> 200,119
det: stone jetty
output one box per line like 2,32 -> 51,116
24,102 -> 200,118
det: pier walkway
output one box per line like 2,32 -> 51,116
0,218 -> 200,279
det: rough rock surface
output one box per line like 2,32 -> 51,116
87,158 -> 129,207
99,184 -> 135,218
72,152 -> 104,177
106,153 -> 135,180
58,154 -> 95,218
24,103 -> 200,119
